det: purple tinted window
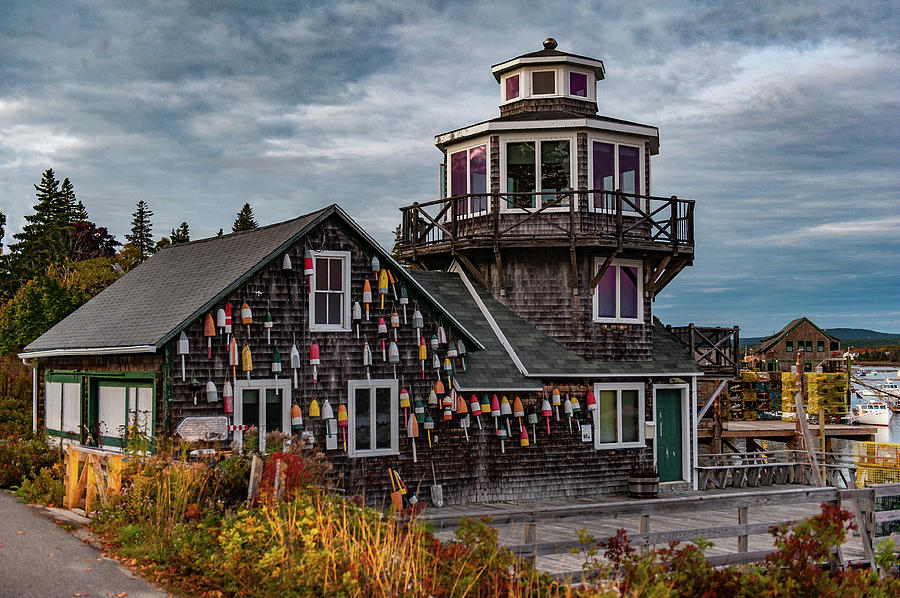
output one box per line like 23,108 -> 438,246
620,266 -> 638,319
450,150 -> 468,214
505,74 -> 519,100
469,145 -> 487,213
596,266 -> 616,318
592,141 -> 614,209
570,72 -> 587,97
619,145 -> 640,195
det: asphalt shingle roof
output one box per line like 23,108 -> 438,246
24,208 -> 332,352
406,269 -> 540,392
410,269 -> 700,385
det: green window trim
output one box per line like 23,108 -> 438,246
43,373 -> 83,439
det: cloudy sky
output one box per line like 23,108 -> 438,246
1,1 -> 898,337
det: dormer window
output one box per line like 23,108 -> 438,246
532,70 -> 556,95
505,74 -> 519,101
570,72 -> 588,97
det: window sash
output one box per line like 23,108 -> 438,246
348,379 -> 397,456
505,74 -> 519,101
504,139 -> 572,211
310,252 -> 350,331
532,70 -> 555,94
234,380 -> 290,453
449,145 -> 488,216
786,341 -> 794,352
594,384 -> 644,448
593,260 -> 643,323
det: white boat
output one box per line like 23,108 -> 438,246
850,401 -> 892,426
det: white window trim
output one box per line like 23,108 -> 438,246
233,378 -> 292,453
651,384 -> 691,484
593,382 -> 645,449
565,68 -> 594,100
500,134 -> 577,213
586,136 -> 645,214
499,66 -> 596,105
500,73 -> 521,104
308,250 -> 352,332
347,378 -> 399,458
591,257 -> 644,324
446,140 -> 491,219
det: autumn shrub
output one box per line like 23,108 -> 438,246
0,435 -> 62,487
0,354 -> 32,439
12,460 -> 66,506
575,502 -> 900,598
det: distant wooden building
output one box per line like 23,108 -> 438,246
755,317 -> 841,372
21,40 -> 706,504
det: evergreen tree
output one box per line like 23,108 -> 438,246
170,222 -> 190,244
390,224 -> 404,262
126,200 -> 154,261
232,203 -> 258,232
0,210 -> 5,255
8,169 -> 69,277
59,178 -> 87,222
153,237 -> 171,252
216,228 -> 224,237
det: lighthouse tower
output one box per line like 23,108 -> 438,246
397,39 -> 694,363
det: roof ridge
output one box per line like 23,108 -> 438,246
155,205 -> 334,253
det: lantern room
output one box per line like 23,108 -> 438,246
492,37 -> 605,117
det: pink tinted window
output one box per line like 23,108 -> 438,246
505,75 -> 519,101
619,266 -> 638,319
595,266 -> 616,318
469,145 -> 487,213
570,72 -> 587,97
450,150 -> 468,214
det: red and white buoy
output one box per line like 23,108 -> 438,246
470,393 -> 483,429
541,399 -> 552,434
309,341 -> 320,384
224,303 -> 232,345
363,279 -> 372,320
303,249 -> 314,290
377,317 -> 388,361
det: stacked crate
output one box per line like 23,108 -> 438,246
781,372 -> 848,420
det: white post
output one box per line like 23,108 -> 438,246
30,359 -> 38,434
691,376 -> 699,491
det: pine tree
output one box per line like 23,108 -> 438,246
216,228 -> 224,237
170,222 -> 190,244
8,169 -> 67,277
59,178 -> 87,222
126,200 -> 154,261
232,203 -> 258,232
0,210 -> 5,255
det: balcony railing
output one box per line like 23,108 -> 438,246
398,189 -> 694,259
667,323 -> 740,378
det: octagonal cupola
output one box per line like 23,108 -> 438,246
491,38 -> 605,117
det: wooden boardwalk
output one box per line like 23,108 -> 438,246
698,420 -> 877,441
421,484 -> 900,577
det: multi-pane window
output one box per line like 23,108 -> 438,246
569,72 -> 588,97
591,141 -> 642,210
505,139 -> 571,210
830,341 -> 839,351
532,70 -> 555,94
505,74 -> 519,101
96,381 -> 153,447
595,384 -> 644,448
805,340 -> 813,352
593,259 -> 643,324
235,381 -> 290,453
44,378 -> 81,435
348,379 -> 398,457
816,340 -> 825,353
449,144 -> 488,215
786,341 -> 794,352
310,251 -> 350,331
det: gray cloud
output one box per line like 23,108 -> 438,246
1,0 -> 897,335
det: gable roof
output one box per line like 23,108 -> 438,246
21,205 -> 482,358
756,317 -> 839,354
408,267 -> 701,390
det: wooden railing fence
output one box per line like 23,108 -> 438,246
424,484 -> 900,576
64,444 -> 126,513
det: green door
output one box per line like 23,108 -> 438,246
656,389 -> 683,482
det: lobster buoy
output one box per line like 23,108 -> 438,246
291,403 -> 303,431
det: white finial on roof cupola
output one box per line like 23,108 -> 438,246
491,38 -> 605,117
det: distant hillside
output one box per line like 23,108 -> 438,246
741,328 -> 900,348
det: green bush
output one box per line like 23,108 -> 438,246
13,462 -> 65,506
0,436 -> 62,487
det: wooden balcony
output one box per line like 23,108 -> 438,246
398,189 -> 695,294
667,323 -> 740,379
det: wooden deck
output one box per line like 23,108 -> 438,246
421,484 -> 900,578
698,420 -> 877,441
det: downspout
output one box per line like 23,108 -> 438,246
691,376 -> 698,491
23,357 -> 37,434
